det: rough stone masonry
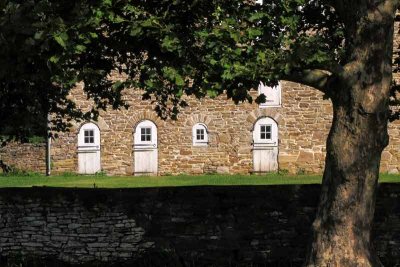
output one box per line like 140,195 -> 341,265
0,185 -> 399,266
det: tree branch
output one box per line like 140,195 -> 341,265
282,69 -> 331,93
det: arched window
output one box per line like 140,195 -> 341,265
258,81 -> 281,107
78,122 -> 100,149
252,117 -> 278,147
134,120 -> 158,148
192,123 -> 209,146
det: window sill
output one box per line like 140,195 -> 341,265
193,143 -> 209,147
259,104 -> 281,108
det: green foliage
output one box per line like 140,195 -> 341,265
296,168 -> 306,175
0,166 -> 41,177
94,170 -> 108,176
0,0 -> 345,135
278,168 -> 289,175
27,136 -> 46,144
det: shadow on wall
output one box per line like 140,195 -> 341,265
0,185 -> 398,267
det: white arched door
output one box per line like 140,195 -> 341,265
133,120 -> 158,176
78,123 -> 101,174
252,117 -> 278,173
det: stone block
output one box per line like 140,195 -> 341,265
218,133 -> 231,143
296,151 -> 314,163
216,166 -> 230,174
279,155 -> 297,163
381,151 -> 392,161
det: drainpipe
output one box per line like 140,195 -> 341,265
45,113 -> 51,176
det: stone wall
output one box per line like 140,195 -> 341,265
50,80 -> 334,175
3,79 -> 400,176
49,79 -> 400,176
0,185 -> 399,266
0,143 -> 46,173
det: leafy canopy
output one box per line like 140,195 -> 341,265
0,0 -> 346,138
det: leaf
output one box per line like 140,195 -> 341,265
89,32 -> 98,39
248,28 -> 262,38
161,35 -> 180,52
249,12 -> 267,22
129,26 -> 142,37
34,31 -> 44,40
75,44 -> 86,53
175,75 -> 184,86
53,32 -> 69,48
206,89 -> 218,98
49,56 -> 59,64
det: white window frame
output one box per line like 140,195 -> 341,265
140,127 -> 152,142
258,81 -> 281,108
84,129 -> 95,144
134,120 -> 157,148
192,123 -> 209,147
78,122 -> 100,151
253,117 -> 278,147
259,124 -> 272,140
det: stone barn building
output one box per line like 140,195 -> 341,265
2,77 -> 400,176
51,80 -> 333,176
2,17 -> 400,176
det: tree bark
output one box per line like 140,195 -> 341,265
305,1 -> 397,266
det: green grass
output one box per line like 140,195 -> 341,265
0,173 -> 399,188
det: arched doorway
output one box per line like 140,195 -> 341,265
133,120 -> 158,175
252,117 -> 278,173
77,122 -> 101,174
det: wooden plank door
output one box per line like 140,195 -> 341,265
253,147 -> 278,173
134,149 -> 158,176
78,150 -> 101,174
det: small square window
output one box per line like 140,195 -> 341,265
141,127 -> 152,142
84,129 -> 95,144
196,129 -> 205,140
260,125 -> 271,140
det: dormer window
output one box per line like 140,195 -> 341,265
258,81 -> 281,107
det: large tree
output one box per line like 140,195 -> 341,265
2,0 -> 400,265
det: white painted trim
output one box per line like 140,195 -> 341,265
253,117 -> 278,147
192,123 -> 209,147
134,120 -> 158,149
77,122 -> 101,151
258,81 -> 282,108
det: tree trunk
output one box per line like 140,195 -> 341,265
305,1 -> 396,266
305,95 -> 389,266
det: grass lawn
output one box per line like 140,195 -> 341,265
0,173 -> 399,188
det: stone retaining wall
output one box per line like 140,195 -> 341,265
0,143 -> 46,173
0,185 -> 399,266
